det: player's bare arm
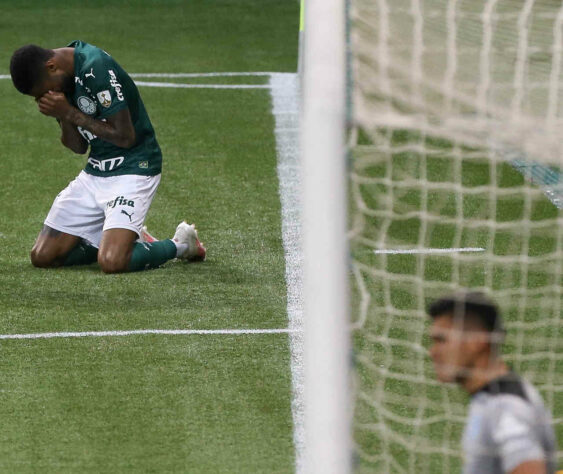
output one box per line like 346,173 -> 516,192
37,91 -> 136,149
57,118 -> 88,154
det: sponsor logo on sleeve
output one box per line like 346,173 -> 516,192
108,69 -> 124,101
97,90 -> 112,108
85,68 -> 95,79
77,96 -> 96,115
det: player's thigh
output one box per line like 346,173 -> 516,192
97,228 -> 138,273
101,174 -> 161,238
44,171 -> 106,247
31,225 -> 81,267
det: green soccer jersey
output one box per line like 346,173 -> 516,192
67,40 -> 162,177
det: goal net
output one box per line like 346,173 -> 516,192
349,0 -> 563,471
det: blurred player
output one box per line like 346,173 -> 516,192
9,41 -> 205,273
428,291 -> 557,474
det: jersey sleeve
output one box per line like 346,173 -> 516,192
82,55 -> 129,119
490,399 -> 547,472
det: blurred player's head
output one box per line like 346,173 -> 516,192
427,291 -> 505,387
10,45 -> 72,99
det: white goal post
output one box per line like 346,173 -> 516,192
301,0 -> 352,473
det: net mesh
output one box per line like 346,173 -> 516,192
349,1 -> 563,471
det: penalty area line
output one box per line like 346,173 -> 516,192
374,247 -> 485,255
0,328 -> 302,340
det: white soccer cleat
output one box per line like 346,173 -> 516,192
173,221 -> 207,261
139,225 -> 158,243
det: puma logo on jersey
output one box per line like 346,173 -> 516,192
121,209 -> 134,221
85,68 -> 95,79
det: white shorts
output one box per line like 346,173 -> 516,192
44,171 -> 161,248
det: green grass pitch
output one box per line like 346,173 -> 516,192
0,1 -> 298,472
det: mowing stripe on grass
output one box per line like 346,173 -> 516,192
270,72 -> 305,474
0,328 -> 301,340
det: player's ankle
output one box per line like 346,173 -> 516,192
171,238 -> 189,258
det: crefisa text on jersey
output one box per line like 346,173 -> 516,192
106,195 -> 135,209
108,70 -> 124,101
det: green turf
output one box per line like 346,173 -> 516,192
0,336 -> 292,473
0,1 -> 298,472
0,0 -> 298,74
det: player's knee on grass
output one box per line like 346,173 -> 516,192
97,248 -> 132,274
98,228 -> 137,273
30,226 -> 82,268
30,241 -> 66,268
30,246 -> 57,268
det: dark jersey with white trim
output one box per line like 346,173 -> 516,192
462,372 -> 556,474
67,40 -> 162,177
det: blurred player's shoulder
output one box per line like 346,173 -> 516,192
466,373 -> 557,474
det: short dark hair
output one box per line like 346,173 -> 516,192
10,45 -> 54,95
428,290 -> 504,334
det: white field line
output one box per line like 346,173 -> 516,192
1,72 -> 297,90
374,247 -> 485,255
0,72 -> 276,80
270,73 -> 305,474
129,72 -> 281,78
0,75 -> 270,89
0,328 -> 301,340
0,72 -> 295,81
134,81 -> 270,89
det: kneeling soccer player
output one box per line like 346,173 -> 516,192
9,41 -> 205,273
428,291 -> 557,474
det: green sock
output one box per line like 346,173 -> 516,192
128,239 -> 177,272
63,241 -> 99,266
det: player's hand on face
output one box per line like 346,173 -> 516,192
37,91 -> 72,120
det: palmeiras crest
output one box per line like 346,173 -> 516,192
77,96 -> 96,115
